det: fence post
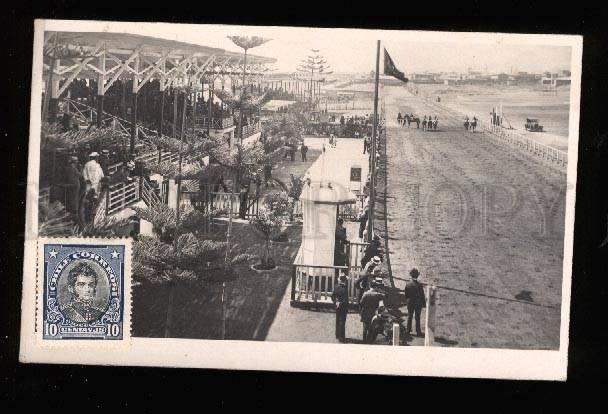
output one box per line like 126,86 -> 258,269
392,323 -> 400,346
291,265 -> 296,302
105,188 -> 110,216
138,176 -> 143,202
424,285 -> 436,346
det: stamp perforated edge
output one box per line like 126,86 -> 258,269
35,237 -> 132,348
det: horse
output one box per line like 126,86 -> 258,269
470,118 -> 477,131
464,120 -> 470,131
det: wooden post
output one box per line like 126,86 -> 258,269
392,323 -> 400,346
221,282 -> 227,339
130,88 -> 138,155
96,50 -> 106,128
207,77 -> 212,136
159,87 -> 165,137
424,285 -> 436,346
173,86 -> 178,139
192,89 -> 197,134
130,56 -> 139,155
175,89 -> 187,228
96,94 -> 105,128
121,80 -> 127,119
239,48 -> 248,141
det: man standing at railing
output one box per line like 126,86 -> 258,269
361,235 -> 383,269
358,205 -> 368,240
99,150 -> 110,175
78,180 -> 95,229
66,156 -> 82,216
82,152 -> 105,196
359,279 -> 384,343
334,218 -> 349,266
331,272 -> 350,343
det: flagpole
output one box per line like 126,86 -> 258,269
369,40 -> 380,242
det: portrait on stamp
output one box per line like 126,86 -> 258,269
42,243 -> 126,340
57,261 -> 109,323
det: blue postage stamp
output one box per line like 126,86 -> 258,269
41,241 -> 128,340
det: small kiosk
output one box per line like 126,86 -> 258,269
291,181 -> 359,307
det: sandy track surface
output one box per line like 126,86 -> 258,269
383,86 -> 566,349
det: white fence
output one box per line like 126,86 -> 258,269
409,88 -> 568,171
478,120 -> 568,168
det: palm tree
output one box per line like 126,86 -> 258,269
227,36 -> 271,141
132,203 -> 247,337
226,36 -> 272,269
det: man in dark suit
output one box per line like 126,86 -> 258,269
359,279 -> 384,343
65,156 -> 82,215
331,273 -> 350,343
404,268 -> 426,336
300,143 -> 308,161
334,218 -> 349,266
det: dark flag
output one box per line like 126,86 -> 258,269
383,49 -> 408,83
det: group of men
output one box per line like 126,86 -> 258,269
65,151 -> 135,228
283,141 -> 308,162
331,240 -> 427,344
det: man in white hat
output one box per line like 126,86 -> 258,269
363,255 -> 382,276
126,161 -> 135,180
82,152 -> 104,195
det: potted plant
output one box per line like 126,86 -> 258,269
249,210 -> 283,271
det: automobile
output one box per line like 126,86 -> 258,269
525,118 -> 544,132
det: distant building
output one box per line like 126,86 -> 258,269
540,72 -> 571,89
440,72 -> 466,85
411,73 -> 442,84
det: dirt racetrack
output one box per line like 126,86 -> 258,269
383,86 -> 567,349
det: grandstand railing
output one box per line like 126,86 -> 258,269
194,116 -> 234,129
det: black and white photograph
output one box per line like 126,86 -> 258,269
18,19 -> 582,380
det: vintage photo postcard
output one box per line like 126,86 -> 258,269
20,19 -> 582,380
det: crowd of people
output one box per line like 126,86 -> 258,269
327,123 -> 428,344
331,232 -> 427,343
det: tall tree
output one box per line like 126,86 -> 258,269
296,49 -> 333,105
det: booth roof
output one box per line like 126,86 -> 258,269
300,182 -> 356,204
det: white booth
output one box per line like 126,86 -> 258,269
291,182 -> 359,306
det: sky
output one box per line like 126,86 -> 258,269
45,20 -> 575,75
